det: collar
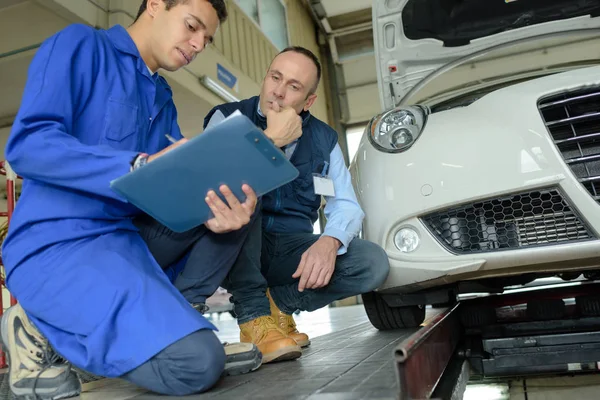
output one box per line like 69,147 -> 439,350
106,25 -> 156,80
106,25 -> 141,57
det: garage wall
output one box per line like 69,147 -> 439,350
283,0 -> 330,125
342,54 -> 381,124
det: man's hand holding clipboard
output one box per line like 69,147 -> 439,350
146,134 -> 258,234
203,184 -> 257,233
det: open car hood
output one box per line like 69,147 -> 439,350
374,0 -> 600,110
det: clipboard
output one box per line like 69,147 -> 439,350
110,112 -> 299,232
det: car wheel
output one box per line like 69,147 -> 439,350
361,292 -> 426,330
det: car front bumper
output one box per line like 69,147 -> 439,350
351,66 -> 600,293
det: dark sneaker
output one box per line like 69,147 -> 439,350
222,342 -> 262,376
0,304 -> 81,400
191,302 -> 262,375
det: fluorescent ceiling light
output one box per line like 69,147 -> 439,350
200,75 -> 240,102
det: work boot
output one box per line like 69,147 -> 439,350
191,302 -> 262,375
239,316 -> 301,364
267,289 -> 310,348
0,304 -> 81,400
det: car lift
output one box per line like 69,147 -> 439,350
395,279 -> 600,399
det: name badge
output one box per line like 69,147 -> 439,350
313,175 -> 335,197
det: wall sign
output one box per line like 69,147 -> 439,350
217,63 -> 239,93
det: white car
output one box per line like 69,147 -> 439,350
353,0 -> 600,329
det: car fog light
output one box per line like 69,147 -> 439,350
394,228 -> 420,253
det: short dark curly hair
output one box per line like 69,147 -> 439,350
135,0 -> 228,23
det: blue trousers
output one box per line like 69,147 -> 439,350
122,213 -> 256,395
223,214 -> 390,324
122,329 -> 225,395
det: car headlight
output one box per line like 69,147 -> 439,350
367,105 -> 429,153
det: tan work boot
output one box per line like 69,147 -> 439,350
1,304 -> 81,399
239,316 -> 301,364
267,289 -> 311,348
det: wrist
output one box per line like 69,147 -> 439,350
263,128 -> 279,146
321,235 -> 342,250
131,153 -> 149,171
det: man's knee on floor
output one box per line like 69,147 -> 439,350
144,329 -> 226,396
175,329 -> 226,392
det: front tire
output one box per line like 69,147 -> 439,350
362,292 -> 426,330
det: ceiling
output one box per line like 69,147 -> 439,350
303,0 -> 380,127
307,0 -> 374,63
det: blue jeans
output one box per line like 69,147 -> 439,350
223,214 -> 390,324
134,210 -> 257,305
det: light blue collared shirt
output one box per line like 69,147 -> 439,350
206,105 -> 364,255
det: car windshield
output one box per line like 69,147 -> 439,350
402,0 -> 600,47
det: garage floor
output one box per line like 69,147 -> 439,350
0,305 -> 417,400
2,304 -> 600,399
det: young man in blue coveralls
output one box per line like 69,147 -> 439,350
0,0 -> 310,398
204,47 -> 391,364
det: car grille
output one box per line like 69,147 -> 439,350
538,88 -> 600,205
422,188 -> 594,254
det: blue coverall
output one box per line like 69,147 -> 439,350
2,23 -> 228,394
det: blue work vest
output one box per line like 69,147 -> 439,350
204,96 -> 338,234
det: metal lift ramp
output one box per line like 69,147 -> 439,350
395,280 -> 600,399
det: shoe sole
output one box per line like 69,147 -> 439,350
262,345 -> 302,364
296,339 -> 311,348
11,388 -> 83,400
223,352 -> 262,377
0,308 -> 82,400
